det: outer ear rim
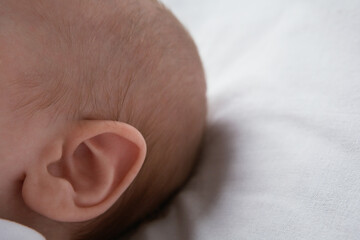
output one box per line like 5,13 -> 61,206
22,120 -> 147,222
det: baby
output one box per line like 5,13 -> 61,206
0,0 -> 206,239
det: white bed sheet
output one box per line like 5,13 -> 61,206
129,0 -> 360,239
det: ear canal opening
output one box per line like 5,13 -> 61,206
47,160 -> 65,178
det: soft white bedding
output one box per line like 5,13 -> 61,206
129,0 -> 360,239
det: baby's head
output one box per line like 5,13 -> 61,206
0,0 -> 206,239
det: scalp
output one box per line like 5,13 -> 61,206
1,1 -> 207,238
2,0 -> 164,120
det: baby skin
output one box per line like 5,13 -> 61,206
0,0 -> 206,239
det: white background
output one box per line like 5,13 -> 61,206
129,0 -> 360,239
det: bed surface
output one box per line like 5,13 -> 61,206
129,0 -> 360,239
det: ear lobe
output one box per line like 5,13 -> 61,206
22,121 -> 146,222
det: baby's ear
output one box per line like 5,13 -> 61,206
22,120 -> 146,222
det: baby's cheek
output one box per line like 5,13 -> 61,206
0,131 -> 22,179
0,113 -> 41,172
